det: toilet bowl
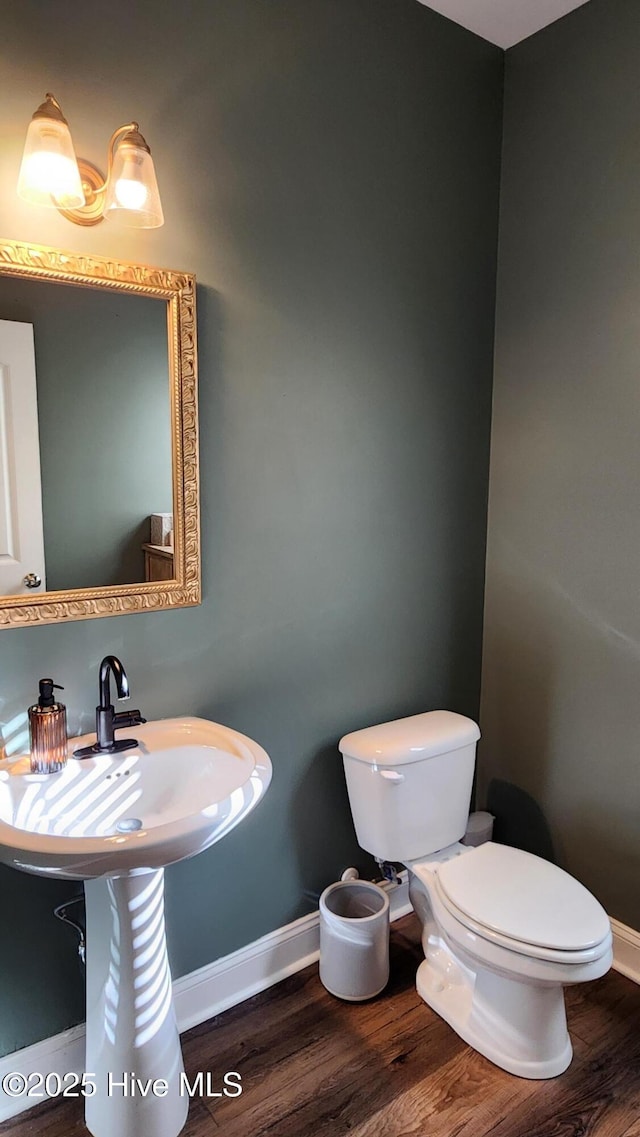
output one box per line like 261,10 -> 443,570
407,841 -> 612,1078
339,710 -> 612,1079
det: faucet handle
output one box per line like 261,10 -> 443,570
113,709 -> 146,729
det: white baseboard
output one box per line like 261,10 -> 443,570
0,874 -> 411,1123
611,918 -> 640,985
0,1023 -> 86,1123
3,884 -> 635,1125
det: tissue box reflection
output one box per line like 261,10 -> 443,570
150,513 -> 173,547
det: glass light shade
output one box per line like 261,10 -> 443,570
17,116 -> 85,209
103,138 -> 164,228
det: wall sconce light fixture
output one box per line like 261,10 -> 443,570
17,93 -> 164,228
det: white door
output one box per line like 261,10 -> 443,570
0,319 -> 46,594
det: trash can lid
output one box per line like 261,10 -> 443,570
320,881 -> 389,920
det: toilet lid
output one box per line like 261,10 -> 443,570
437,843 -> 610,951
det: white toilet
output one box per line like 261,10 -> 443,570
339,710 -> 612,1079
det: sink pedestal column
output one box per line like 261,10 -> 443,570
84,869 -> 188,1137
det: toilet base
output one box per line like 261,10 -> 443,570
416,945 -> 573,1079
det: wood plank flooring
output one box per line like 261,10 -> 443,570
2,914 -> 639,1137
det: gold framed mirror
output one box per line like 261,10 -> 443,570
0,237 -> 200,627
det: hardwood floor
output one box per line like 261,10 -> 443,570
2,914 -> 639,1137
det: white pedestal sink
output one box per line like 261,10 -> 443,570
0,717 -> 272,1137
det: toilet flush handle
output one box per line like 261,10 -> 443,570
378,769 -> 405,785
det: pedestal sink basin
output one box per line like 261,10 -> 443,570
0,716 -> 272,1137
0,716 -> 272,878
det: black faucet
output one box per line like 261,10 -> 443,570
73,655 -> 146,758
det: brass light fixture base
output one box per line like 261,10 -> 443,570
56,159 -> 106,227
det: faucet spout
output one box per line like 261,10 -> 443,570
99,655 -> 130,706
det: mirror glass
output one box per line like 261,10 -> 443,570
0,238 -> 200,628
0,277 -> 172,594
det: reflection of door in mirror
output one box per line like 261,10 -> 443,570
0,278 -> 173,593
0,320 -> 46,595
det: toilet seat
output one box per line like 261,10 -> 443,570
432,842 -> 611,962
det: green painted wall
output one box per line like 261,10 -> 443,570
480,0 -> 640,928
0,0 -> 502,1055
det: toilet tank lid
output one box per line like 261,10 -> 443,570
339,710 -> 480,766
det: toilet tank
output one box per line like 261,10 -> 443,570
339,711 -> 480,862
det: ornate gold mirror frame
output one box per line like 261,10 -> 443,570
0,237 -> 200,627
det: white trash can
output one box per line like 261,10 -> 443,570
319,880 -> 390,1001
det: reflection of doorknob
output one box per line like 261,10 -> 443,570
23,573 -> 42,589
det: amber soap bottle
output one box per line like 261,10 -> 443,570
28,679 -> 68,774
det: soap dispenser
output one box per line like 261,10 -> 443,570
28,679 -> 68,774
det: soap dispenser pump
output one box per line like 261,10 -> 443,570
28,679 -> 68,774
